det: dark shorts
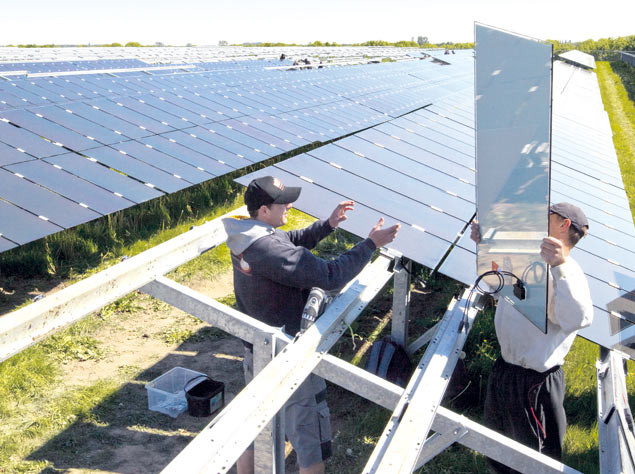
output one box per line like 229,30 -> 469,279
484,357 -> 566,474
243,345 -> 332,468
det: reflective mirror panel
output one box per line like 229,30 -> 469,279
475,23 -> 553,332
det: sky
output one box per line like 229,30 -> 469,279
1,0 -> 633,46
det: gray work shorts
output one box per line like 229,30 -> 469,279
243,344 -> 332,468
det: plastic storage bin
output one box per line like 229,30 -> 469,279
146,367 -> 206,418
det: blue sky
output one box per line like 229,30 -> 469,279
2,0 -> 633,46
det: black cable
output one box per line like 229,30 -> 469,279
458,270 -> 524,333
399,258 -> 428,288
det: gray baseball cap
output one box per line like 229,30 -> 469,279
550,202 -> 589,232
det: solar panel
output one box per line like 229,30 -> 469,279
0,168 -> 100,227
83,146 -> 189,193
1,108 -> 100,151
6,159 -> 135,215
26,105 -> 123,145
474,23 -> 553,332
307,145 -> 474,221
62,102 -> 150,140
160,130 -> 253,169
0,237 -> 17,252
357,128 -> 475,184
45,152 -> 163,203
138,135 -> 235,175
0,141 -> 35,166
86,98 -> 175,135
111,140 -> 210,184
558,50 -> 596,69
0,198 -> 63,245
0,119 -> 65,158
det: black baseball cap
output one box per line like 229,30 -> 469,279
244,176 -> 301,213
550,202 -> 589,232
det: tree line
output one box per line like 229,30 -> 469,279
5,35 -> 634,51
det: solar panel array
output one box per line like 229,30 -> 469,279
0,53 -> 471,251
0,46 -> 430,74
239,56 -> 635,357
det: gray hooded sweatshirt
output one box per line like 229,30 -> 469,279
223,217 -> 376,335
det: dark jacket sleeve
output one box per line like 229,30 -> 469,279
286,219 -> 334,249
246,235 -> 376,291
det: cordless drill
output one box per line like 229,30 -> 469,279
300,287 -> 331,332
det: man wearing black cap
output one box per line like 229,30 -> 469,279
472,202 -> 593,473
224,176 -> 400,474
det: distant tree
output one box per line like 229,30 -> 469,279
109,42 -> 123,47
417,36 -> 428,46
125,41 -> 142,47
155,42 -> 165,47
186,43 -> 194,47
218,40 -> 228,46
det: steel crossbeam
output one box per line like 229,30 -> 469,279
363,288 -> 478,473
0,206 -> 247,363
313,350 -> 582,473
160,253 -> 394,474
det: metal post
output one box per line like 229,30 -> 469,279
597,346 -> 635,474
391,258 -> 411,347
253,333 -> 285,473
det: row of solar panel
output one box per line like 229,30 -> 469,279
0,59 -> 149,73
0,57 -> 297,74
0,58 -> 475,250
0,59 -> 467,112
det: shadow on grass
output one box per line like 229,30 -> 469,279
610,60 -> 635,104
27,328 -> 245,473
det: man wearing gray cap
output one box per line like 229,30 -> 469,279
225,176 -> 400,474
472,202 -> 593,472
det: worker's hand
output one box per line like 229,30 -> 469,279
368,218 -> 401,248
329,200 -> 355,228
470,221 -> 481,244
540,236 -> 566,267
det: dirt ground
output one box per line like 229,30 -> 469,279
3,266 -> 450,474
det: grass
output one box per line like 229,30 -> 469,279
596,61 -> 635,215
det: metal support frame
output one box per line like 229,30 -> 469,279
0,203 -> 629,473
391,258 -> 411,347
312,347 -> 581,473
597,346 -> 635,474
363,288 -> 479,473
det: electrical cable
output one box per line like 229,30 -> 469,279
458,270 -> 525,333
399,258 -> 428,289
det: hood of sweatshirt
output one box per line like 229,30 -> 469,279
223,216 -> 275,254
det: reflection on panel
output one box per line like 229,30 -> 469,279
475,24 -> 553,332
